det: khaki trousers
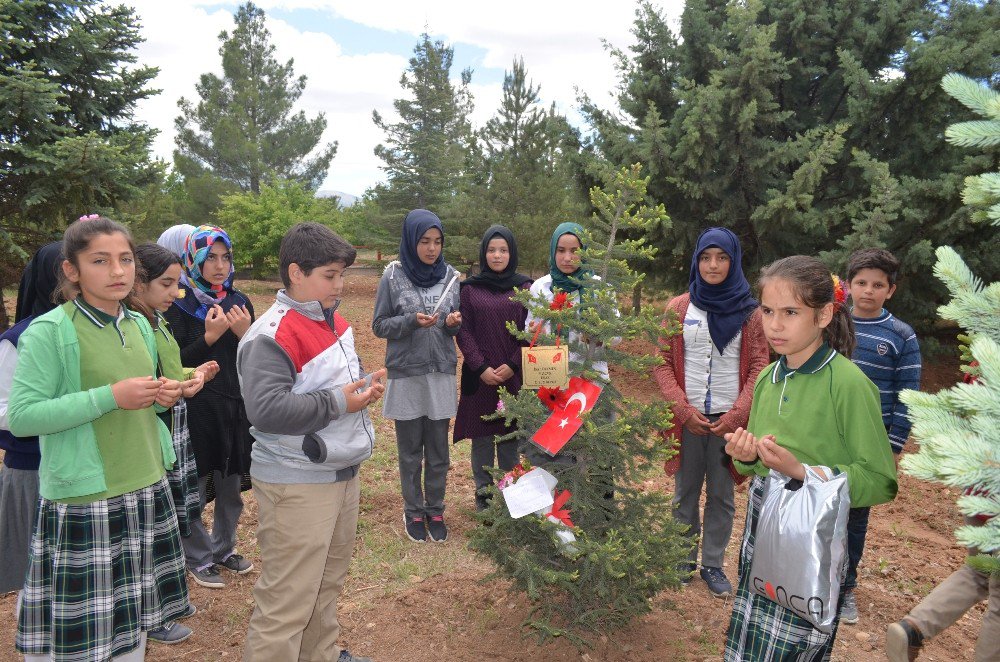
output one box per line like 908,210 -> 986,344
244,477 -> 360,662
907,519 -> 1000,662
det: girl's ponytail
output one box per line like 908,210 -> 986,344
824,305 -> 855,357
759,256 -> 856,357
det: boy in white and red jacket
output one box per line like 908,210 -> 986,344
237,223 -> 385,662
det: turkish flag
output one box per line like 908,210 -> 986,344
531,376 -> 603,456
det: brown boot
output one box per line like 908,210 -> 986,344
886,618 -> 924,662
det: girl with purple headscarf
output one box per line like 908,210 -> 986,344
653,227 -> 770,598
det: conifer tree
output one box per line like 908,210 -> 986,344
174,2 -> 336,194
469,164 -> 691,642
372,33 -> 473,216
900,74 -> 1000,574
456,58 -> 585,272
0,0 -> 160,327
586,0 -> 1000,328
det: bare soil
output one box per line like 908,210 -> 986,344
0,274 -> 983,661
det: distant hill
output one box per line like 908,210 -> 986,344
316,189 -> 359,207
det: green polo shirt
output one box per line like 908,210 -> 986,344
734,343 -> 898,508
60,299 -> 165,504
153,312 -> 192,382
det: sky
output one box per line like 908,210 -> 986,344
128,1 -> 686,197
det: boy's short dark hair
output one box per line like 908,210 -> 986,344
846,248 -> 900,286
279,222 -> 357,287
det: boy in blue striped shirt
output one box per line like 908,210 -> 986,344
841,248 -> 922,626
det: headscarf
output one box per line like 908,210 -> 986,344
548,222 -> 587,294
15,242 -> 63,323
462,225 -> 531,292
688,227 -> 758,354
157,224 -> 196,259
174,225 -> 245,320
399,209 -> 447,288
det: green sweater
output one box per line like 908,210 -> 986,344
734,344 -> 898,508
8,300 -> 175,502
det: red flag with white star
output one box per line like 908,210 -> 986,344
531,377 -> 603,456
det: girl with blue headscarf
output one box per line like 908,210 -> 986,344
163,224 -> 256,588
652,227 -> 770,598
373,209 -> 462,544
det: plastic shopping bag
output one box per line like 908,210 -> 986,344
748,466 -> 850,633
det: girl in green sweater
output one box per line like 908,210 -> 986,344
723,255 -> 898,661
9,217 -> 191,660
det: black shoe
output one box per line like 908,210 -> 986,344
404,514 -> 426,542
427,515 -> 448,542
217,553 -> 253,574
700,566 -> 732,598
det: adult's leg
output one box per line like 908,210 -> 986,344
422,418 -> 451,517
673,426 -> 708,565
395,418 -> 427,518
243,480 -> 345,662
700,432 -> 736,569
299,477 -> 361,662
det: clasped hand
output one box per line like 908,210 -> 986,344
342,368 -> 387,414
111,375 -> 182,410
723,427 -> 807,480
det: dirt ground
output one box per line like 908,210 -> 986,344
0,273 -> 984,661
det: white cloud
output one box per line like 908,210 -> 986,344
128,1 -> 685,197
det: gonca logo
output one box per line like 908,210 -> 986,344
752,576 -> 827,622
877,342 -> 889,356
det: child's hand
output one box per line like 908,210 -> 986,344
757,436 -> 806,480
155,377 -> 183,408
494,364 -> 515,382
415,312 -> 439,328
367,368 -> 387,404
685,411 -> 713,436
204,305 -> 230,345
480,367 -> 502,386
225,305 -> 253,339
723,426 -> 759,463
195,360 -> 220,382
445,311 -> 462,327
180,371 -> 206,399
341,376 -> 381,414
111,376 -> 162,410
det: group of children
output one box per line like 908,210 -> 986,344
0,209 -> 991,662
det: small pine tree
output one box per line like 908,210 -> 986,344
899,74 -> 1000,575
468,164 -> 692,642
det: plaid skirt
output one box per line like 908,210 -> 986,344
166,399 -> 201,537
16,477 -> 190,661
724,475 -> 843,662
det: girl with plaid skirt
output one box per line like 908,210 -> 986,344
133,243 -> 220,539
7,217 -> 191,661
723,256 -> 897,661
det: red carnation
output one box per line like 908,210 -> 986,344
537,385 -> 568,411
550,291 -> 573,311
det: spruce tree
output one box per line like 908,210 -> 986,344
372,33 -> 474,217
174,2 -> 337,194
586,0 -> 1000,328
0,0 -> 160,327
900,74 -> 1000,573
0,0 -> 160,226
454,58 -> 585,272
468,164 -> 691,642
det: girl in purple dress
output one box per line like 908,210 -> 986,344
454,225 -> 532,510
